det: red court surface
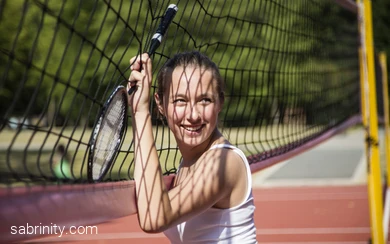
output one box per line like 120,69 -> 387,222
27,184 -> 376,243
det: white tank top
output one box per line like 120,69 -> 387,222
163,144 -> 257,243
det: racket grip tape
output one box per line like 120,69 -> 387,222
148,4 -> 178,55
128,85 -> 136,95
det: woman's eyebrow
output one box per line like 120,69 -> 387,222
170,93 -> 187,99
199,92 -> 214,97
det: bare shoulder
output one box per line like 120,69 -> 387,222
200,146 -> 247,182
200,146 -> 249,208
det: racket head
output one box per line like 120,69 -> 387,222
88,85 -> 128,182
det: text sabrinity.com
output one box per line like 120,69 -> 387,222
10,223 -> 98,237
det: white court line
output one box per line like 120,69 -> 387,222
254,191 -> 367,201
26,227 -> 370,242
257,227 -> 370,235
25,232 -> 166,242
383,188 -> 390,242
259,242 -> 367,244
258,178 -> 363,188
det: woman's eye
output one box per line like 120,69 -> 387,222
200,98 -> 212,104
173,99 -> 186,104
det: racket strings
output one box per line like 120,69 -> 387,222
92,94 -> 127,179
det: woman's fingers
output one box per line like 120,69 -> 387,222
128,53 -> 152,88
130,53 -> 150,72
128,70 -> 144,84
127,53 -> 153,112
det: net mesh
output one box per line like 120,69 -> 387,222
0,0 -> 360,184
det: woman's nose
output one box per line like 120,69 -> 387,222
187,104 -> 201,122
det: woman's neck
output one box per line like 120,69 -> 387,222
178,128 -> 227,166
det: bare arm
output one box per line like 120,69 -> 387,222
129,54 -> 171,232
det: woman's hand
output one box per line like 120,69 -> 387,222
127,53 -> 153,114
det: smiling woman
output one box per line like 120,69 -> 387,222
157,66 -> 222,150
127,51 -> 257,243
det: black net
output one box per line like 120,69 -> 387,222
0,0 -> 360,184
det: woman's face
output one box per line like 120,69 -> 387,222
159,65 -> 223,149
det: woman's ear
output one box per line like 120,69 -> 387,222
154,93 -> 165,116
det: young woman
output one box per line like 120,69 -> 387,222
128,51 -> 257,243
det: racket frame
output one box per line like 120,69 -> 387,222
88,85 -> 128,182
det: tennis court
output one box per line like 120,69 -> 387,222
25,128 -> 379,243
25,186 -> 371,243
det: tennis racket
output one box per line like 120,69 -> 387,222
88,4 -> 178,182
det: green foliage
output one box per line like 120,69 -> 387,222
0,0 -> 362,128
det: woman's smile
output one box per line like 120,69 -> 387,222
181,124 -> 205,134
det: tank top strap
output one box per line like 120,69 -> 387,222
209,144 -> 252,202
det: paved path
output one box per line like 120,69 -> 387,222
252,128 -> 386,188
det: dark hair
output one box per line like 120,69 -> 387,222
156,51 -> 225,103
57,144 -> 66,155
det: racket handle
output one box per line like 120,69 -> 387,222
148,4 -> 178,56
129,4 -> 178,95
128,85 -> 136,95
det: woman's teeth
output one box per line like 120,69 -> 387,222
183,126 -> 202,131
